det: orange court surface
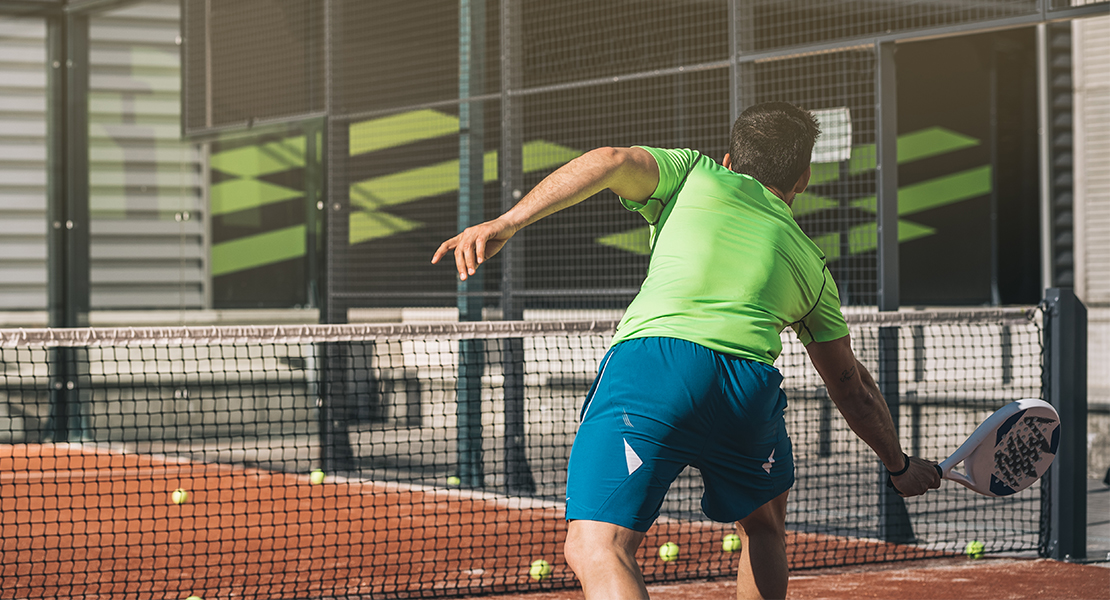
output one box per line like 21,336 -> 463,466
2,443 -> 1106,599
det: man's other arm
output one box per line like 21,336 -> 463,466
804,335 -> 941,496
432,146 -> 658,280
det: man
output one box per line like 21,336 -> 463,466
432,102 -> 941,600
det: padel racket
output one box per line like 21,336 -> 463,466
937,398 -> 1061,497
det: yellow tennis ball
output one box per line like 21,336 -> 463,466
964,540 -> 985,559
185,596 -> 203,600
171,488 -> 189,505
658,541 -> 679,562
722,533 -> 742,552
447,476 -> 461,486
529,558 -> 552,581
310,469 -> 325,485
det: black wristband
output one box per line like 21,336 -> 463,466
887,453 -> 910,477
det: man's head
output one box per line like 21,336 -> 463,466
725,102 -> 821,200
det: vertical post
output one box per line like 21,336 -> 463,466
456,0 -> 486,488
46,13 -> 90,442
728,0 -> 756,123
1036,24 -> 1075,291
1036,24 -> 1053,292
498,0 -> 534,495
305,120 -> 323,309
1042,288 -> 1087,560
988,45 -> 1001,306
875,40 -> 914,544
876,42 -> 899,313
499,0 -> 523,322
318,0 -> 356,473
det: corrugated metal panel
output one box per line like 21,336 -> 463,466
1075,15 -> 1110,304
89,0 -> 207,310
0,18 -> 48,311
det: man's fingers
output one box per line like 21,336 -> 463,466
475,237 -> 487,266
431,239 -> 456,265
436,221 -> 509,281
454,243 -> 471,281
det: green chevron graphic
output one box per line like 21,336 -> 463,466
598,226 -> 652,255
210,177 -> 303,217
211,225 -> 306,277
349,140 -> 582,244
599,127 -> 986,258
849,165 -> 992,216
209,110 -> 585,275
349,109 -> 460,156
209,137 -> 306,177
813,220 -> 936,261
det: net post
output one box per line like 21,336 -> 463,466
1042,287 -> 1088,560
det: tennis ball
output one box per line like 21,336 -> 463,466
722,533 -> 742,552
447,476 -> 462,486
310,469 -> 325,485
658,541 -> 679,562
185,596 -> 203,600
529,558 -> 552,581
964,540 -> 985,559
171,488 -> 189,505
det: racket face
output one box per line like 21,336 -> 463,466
964,402 -> 1060,496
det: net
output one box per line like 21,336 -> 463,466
0,307 -> 1043,599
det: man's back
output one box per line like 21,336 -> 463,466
611,146 -> 846,365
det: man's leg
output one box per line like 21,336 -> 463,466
565,519 -> 648,600
735,490 -> 789,600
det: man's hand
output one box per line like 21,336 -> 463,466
431,217 -> 517,281
889,456 -> 943,497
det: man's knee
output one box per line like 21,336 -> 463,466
565,520 -> 644,572
738,491 -> 788,538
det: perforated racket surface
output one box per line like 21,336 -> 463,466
937,398 -> 1061,497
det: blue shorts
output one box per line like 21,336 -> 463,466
565,337 -> 794,532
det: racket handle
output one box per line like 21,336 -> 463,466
934,464 -> 943,479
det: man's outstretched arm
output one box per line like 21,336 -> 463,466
804,335 -> 941,496
431,146 -> 658,281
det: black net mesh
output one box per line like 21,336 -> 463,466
0,308 -> 1045,598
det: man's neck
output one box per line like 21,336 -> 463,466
765,185 -> 793,207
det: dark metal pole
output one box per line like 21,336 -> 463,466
875,40 -> 914,544
498,0 -> 534,495
318,0 -> 356,473
46,12 -> 90,443
1042,288 -> 1087,560
456,0 -> 487,489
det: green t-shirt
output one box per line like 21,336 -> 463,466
610,146 -> 849,364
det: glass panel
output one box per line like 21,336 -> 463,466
208,126 -> 320,309
0,17 -> 48,321
88,1 -> 206,312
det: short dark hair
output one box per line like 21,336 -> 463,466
727,102 -> 821,193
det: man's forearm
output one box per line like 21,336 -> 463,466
500,147 -> 656,230
830,362 -> 906,472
